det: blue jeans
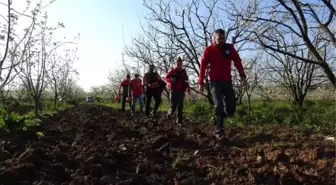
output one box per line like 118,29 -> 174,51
210,81 -> 236,135
131,94 -> 144,113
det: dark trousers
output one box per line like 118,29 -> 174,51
167,90 -> 185,124
210,81 -> 236,134
145,89 -> 161,115
121,95 -> 131,111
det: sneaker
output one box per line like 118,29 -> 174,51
215,133 -> 224,140
166,113 -> 172,119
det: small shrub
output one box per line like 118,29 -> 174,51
188,103 -> 212,122
4,112 -> 26,133
66,98 -> 79,106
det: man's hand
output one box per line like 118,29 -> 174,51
186,88 -> 191,95
199,84 -> 204,94
170,77 -> 176,83
241,77 -> 248,87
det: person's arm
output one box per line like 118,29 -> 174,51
231,45 -> 246,79
128,81 -> 132,97
165,70 -> 172,83
140,79 -> 144,93
143,73 -> 148,86
198,47 -> 210,85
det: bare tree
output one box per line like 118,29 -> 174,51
243,57 -> 264,111
130,0 -> 256,104
237,0 -> 336,87
17,12 -> 65,116
267,51 -> 324,106
125,25 -> 179,100
0,0 -> 39,90
48,36 -> 79,109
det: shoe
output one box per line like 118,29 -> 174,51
215,133 -> 224,140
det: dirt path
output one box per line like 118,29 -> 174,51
0,104 -> 335,185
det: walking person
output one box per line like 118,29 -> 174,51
143,64 -> 163,116
128,73 -> 144,115
198,28 -> 247,139
165,57 -> 190,126
118,74 -> 131,111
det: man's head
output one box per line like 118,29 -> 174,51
176,57 -> 182,69
134,73 -> 139,78
126,74 -> 130,80
149,64 -> 155,72
214,29 -> 226,47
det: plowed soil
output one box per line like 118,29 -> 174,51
0,104 -> 335,185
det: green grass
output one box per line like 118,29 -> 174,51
96,98 -> 335,135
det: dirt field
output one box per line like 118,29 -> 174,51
0,104 -> 335,185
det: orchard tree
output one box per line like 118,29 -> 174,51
236,0 -> 336,87
48,35 -> 79,109
0,0 -> 39,90
126,0 -> 256,104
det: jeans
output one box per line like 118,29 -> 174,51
131,94 -> 144,113
210,81 -> 236,134
167,90 -> 185,124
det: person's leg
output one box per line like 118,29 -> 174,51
167,91 -> 177,117
121,95 -> 127,111
210,81 -> 225,137
176,91 -> 185,124
145,90 -> 152,116
139,95 -> 144,113
131,95 -> 137,114
153,91 -> 162,115
223,81 -> 236,118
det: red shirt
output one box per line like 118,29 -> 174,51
129,78 -> 143,96
120,79 -> 130,87
198,43 -> 246,85
165,68 -> 190,91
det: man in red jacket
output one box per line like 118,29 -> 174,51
128,73 -> 144,115
118,74 -> 131,111
198,28 -> 247,139
165,57 -> 190,126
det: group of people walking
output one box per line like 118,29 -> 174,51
117,29 -> 247,139
118,57 -> 189,126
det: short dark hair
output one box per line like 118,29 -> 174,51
126,74 -> 130,78
214,29 -> 225,35
177,57 -> 182,61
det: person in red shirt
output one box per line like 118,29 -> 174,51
118,74 -> 131,111
165,57 -> 190,126
128,73 -> 144,115
198,28 -> 247,139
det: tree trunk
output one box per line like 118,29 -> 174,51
320,61 -> 336,88
247,94 -> 252,112
53,93 -> 58,110
33,97 -> 40,116
236,95 -> 243,105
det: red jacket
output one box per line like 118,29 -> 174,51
120,79 -> 130,87
198,43 -> 246,85
129,78 -> 143,96
165,68 -> 190,92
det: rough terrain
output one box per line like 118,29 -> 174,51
0,104 -> 335,185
